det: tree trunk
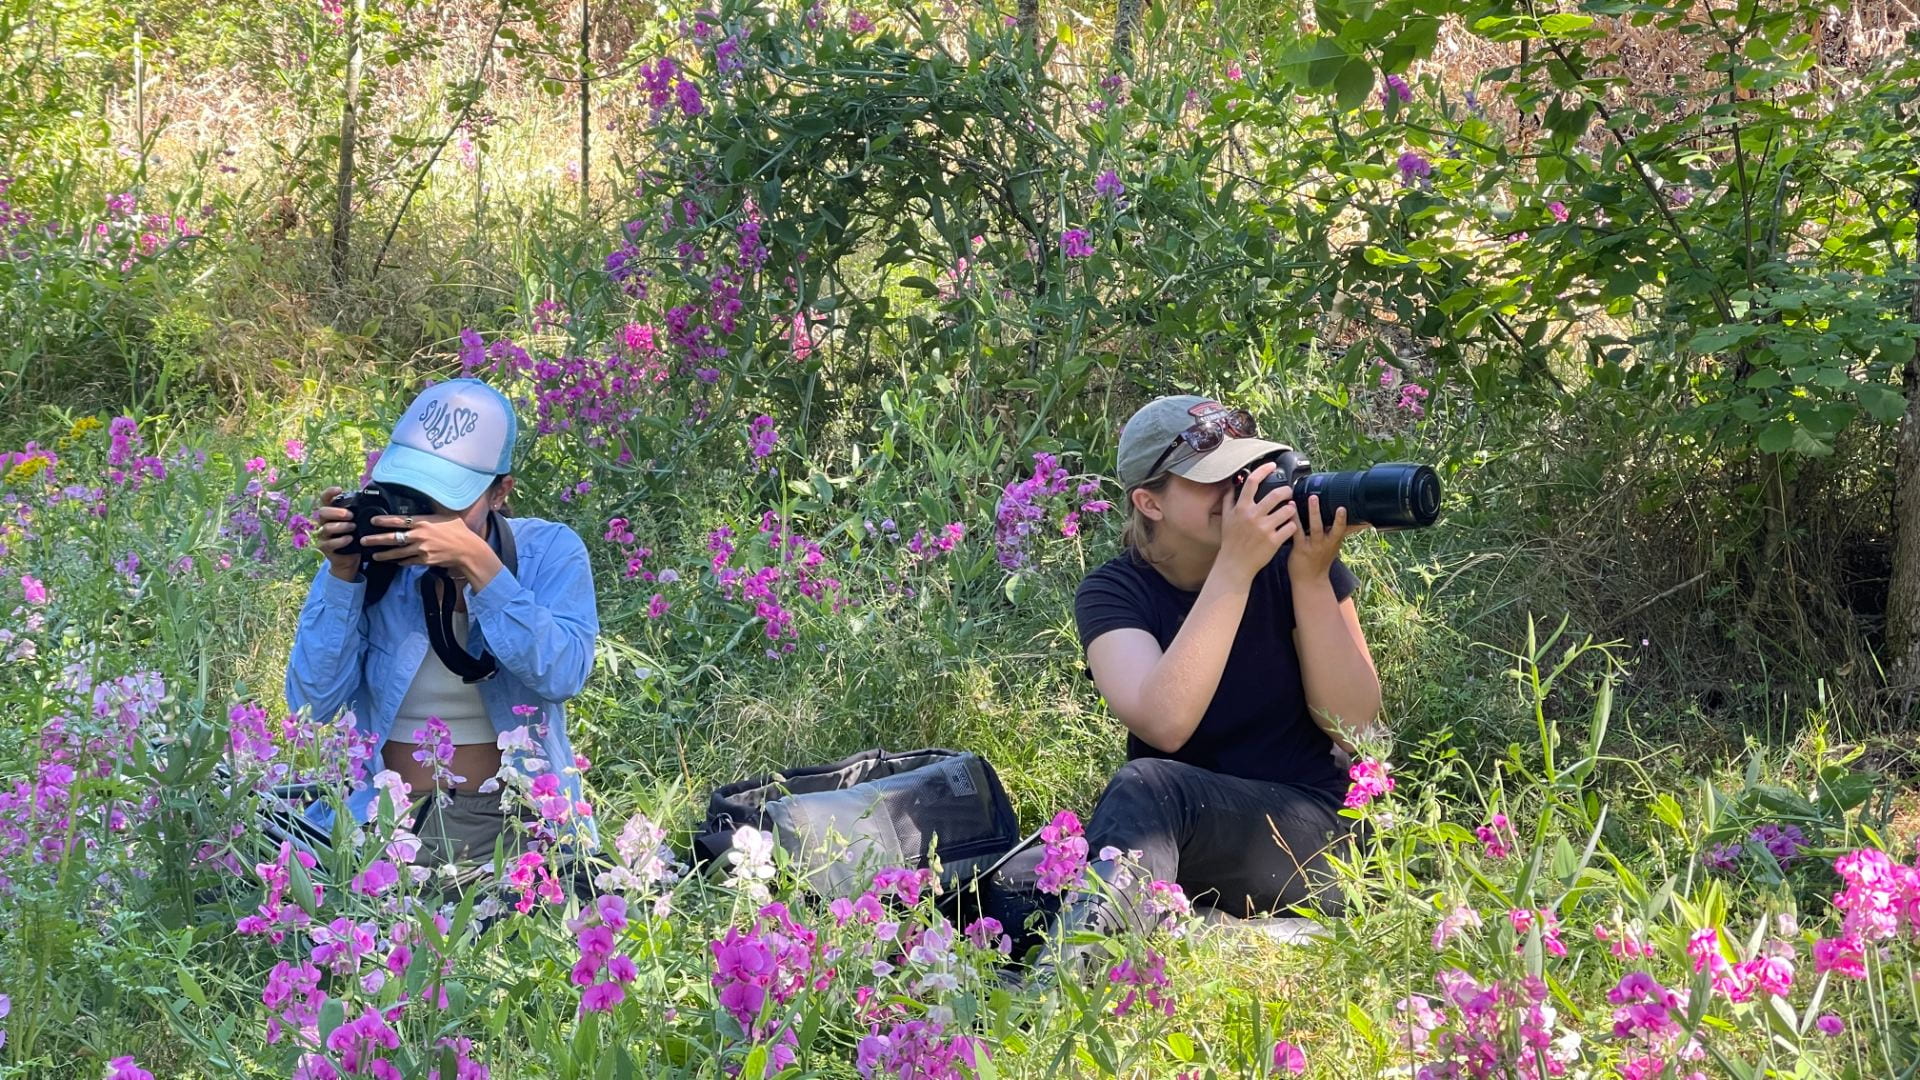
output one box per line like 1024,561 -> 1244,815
1111,0 -> 1144,66
1017,0 -> 1040,54
578,0 -> 591,214
1887,271 -> 1920,703
329,0 -> 367,288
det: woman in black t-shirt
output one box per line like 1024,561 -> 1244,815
1070,395 -> 1381,926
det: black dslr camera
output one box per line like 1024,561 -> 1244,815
330,481 -> 438,563
1238,449 -> 1442,533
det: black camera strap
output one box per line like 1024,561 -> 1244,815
419,511 -> 517,684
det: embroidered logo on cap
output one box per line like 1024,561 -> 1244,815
418,400 -> 480,451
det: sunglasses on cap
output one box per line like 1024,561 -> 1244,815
1145,407 -> 1258,479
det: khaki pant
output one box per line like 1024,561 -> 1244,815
411,789 -> 529,869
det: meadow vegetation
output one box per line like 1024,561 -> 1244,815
0,0 -> 1917,1074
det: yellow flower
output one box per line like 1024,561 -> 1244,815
5,455 -> 51,485
60,416 -> 103,447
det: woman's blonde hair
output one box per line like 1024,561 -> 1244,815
1121,472 -> 1173,558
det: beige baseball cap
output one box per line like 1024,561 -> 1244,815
1116,395 -> 1292,490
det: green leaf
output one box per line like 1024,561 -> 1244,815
1346,1001 -> 1385,1052
1749,783 -> 1819,820
177,968 -> 207,1008
1755,420 -> 1797,453
1165,1033 -> 1195,1061
1858,383 -> 1906,424
286,848 -> 321,919
1333,58 -> 1375,112
899,275 -> 939,296
1815,769 -> 1878,816
1550,835 -> 1579,880
1687,323 -> 1763,353
1540,13 -> 1596,34
1650,793 -> 1686,832
1287,37 -> 1353,78
1756,420 -> 1831,457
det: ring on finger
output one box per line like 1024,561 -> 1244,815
394,530 -> 410,545
402,516 -> 414,528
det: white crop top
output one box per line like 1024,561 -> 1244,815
393,613 -> 495,746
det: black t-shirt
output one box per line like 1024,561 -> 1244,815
1073,547 -> 1358,795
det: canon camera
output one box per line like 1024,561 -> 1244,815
329,481 -> 438,564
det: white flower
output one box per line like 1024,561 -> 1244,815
913,972 -> 959,995
1552,1029 -> 1582,1063
725,825 -> 777,900
613,812 -> 682,891
496,725 -> 537,753
371,769 -> 412,809
385,828 -> 422,865
728,824 -> 774,864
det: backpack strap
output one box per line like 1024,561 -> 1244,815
492,510 -> 518,578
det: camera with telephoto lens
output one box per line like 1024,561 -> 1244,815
330,481 -> 438,561
1237,449 -> 1442,533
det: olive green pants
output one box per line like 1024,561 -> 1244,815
410,789 -> 529,869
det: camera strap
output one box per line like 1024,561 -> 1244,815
419,511 -> 517,684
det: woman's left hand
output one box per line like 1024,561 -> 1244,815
365,513 -> 492,577
1285,495 -> 1371,581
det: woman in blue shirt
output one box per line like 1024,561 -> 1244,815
286,378 -> 599,865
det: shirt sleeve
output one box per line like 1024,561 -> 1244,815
1331,556 -> 1358,603
1074,564 -> 1154,655
284,565 -> 370,724
466,523 -> 600,702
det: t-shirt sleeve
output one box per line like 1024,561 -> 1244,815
1330,556 -> 1358,603
1074,565 -> 1154,655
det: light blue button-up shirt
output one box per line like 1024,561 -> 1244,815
285,516 -> 599,839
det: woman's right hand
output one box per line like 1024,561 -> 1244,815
314,486 -> 363,582
1214,463 -> 1298,586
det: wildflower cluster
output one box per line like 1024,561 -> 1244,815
571,895 -> 641,1013
1393,971 -> 1581,1079
710,901 -> 826,1066
463,325 -> 669,456
1343,756 -> 1395,808
993,452 -> 1110,569
1605,971 -> 1705,1078
0,667 -> 166,881
1033,809 -> 1088,894
1815,845 -> 1920,981
1702,822 -> 1811,875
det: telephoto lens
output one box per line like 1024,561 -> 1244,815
1293,464 -> 1441,531
1249,456 -> 1442,532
